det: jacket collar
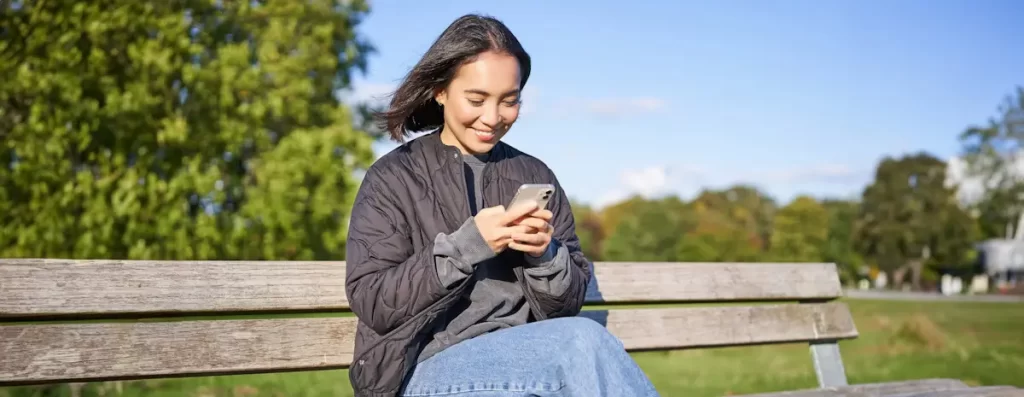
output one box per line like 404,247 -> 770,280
416,130 -> 510,167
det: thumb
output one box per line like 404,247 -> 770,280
502,200 -> 538,225
480,205 -> 506,216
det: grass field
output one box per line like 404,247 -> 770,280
3,298 -> 1023,397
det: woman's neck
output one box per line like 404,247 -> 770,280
439,127 -> 468,154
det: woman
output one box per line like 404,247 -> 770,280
345,14 -> 659,397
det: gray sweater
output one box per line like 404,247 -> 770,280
417,153 -> 573,362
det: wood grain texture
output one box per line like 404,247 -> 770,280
586,262 -> 843,303
0,317 -> 358,385
1,259 -> 842,319
740,379 -> 971,397
1,303 -> 857,385
580,302 -> 858,351
901,387 -> 1024,397
0,259 -> 349,319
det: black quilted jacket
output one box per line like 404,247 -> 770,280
344,131 -> 592,397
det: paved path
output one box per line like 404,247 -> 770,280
843,289 -> 1024,303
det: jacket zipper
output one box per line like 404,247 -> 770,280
481,160 -> 549,322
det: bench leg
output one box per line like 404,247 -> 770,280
809,341 -> 848,388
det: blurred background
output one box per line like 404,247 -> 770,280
1,0 -> 1022,396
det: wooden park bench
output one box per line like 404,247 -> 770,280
2,259 -> 1021,396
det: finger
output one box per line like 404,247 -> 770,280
512,223 -> 541,234
480,205 -> 506,216
529,209 -> 553,221
497,224 -> 533,239
516,217 -> 549,231
501,201 -> 539,224
512,232 -> 548,245
508,241 -> 545,256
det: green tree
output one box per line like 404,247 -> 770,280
690,185 -> 777,253
957,86 -> 1024,239
601,196 -> 694,262
0,1 -> 376,260
854,153 -> 977,289
821,199 -> 865,283
768,196 -> 828,262
570,199 -> 605,261
598,195 -> 646,238
677,200 -> 761,262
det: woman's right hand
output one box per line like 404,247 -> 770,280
474,202 -> 540,254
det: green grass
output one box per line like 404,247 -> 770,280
4,299 -> 1023,397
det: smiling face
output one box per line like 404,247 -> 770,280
435,50 -> 523,155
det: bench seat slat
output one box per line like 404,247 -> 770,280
0,303 -> 856,385
587,262 -> 842,303
0,259 -> 350,319
739,379 -> 972,397
0,260 -> 843,319
584,302 -> 857,351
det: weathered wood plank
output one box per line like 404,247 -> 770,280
586,262 -> 843,303
580,302 -> 857,351
1,259 -> 842,319
901,386 -> 1024,397
1,303 -> 856,385
0,317 -> 359,386
0,259 -> 350,319
740,379 -> 971,397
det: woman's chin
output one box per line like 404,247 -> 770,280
465,142 -> 497,155
463,131 -> 500,153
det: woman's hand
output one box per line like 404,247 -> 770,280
474,202 -> 539,254
509,209 -> 554,257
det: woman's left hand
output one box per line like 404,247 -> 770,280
509,209 -> 554,257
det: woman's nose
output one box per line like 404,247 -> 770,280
479,105 -> 501,128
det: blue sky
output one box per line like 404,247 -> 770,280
340,0 -> 1024,208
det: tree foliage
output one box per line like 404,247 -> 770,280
769,196 -> 828,262
1,1 -> 1015,298
854,153 -> 977,284
570,199 -> 605,261
820,199 -> 864,281
0,1 -> 376,260
957,86 -> 1024,239
601,196 -> 694,262
689,185 -> 776,253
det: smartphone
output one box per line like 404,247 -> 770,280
508,183 -> 555,210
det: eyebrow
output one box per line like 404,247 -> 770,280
464,89 -> 520,97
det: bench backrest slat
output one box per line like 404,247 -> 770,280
0,260 -> 843,319
0,303 -> 857,385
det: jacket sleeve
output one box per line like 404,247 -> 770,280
345,170 -> 493,335
521,170 -> 592,319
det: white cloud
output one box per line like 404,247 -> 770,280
544,96 -> 667,118
519,85 -> 540,115
592,163 -> 869,209
580,97 -> 667,117
621,166 -> 671,196
593,165 -> 680,208
946,156 -> 983,205
946,152 -> 1024,206
338,81 -> 396,107
754,164 -> 864,185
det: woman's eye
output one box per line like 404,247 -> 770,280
503,99 -> 520,107
468,99 -> 484,106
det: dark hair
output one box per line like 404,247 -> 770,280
377,14 -> 531,142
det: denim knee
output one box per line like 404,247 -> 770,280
547,317 -> 624,351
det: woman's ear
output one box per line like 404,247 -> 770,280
434,89 -> 447,107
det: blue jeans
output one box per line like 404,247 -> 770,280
400,317 -> 660,396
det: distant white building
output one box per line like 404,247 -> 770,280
975,239 -> 1023,291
